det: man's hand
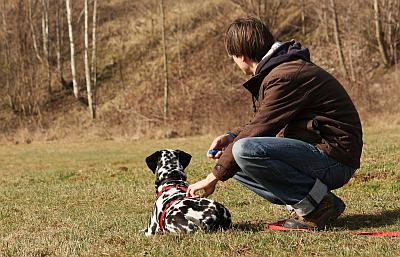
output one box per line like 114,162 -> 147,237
207,134 -> 234,159
186,173 -> 219,198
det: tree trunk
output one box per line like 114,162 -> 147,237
84,0 -> 94,119
66,0 -> 79,98
349,47 -> 356,82
91,0 -> 98,118
373,0 -> 391,67
28,0 -> 43,63
160,0 -> 169,123
42,0 -> 48,56
177,0 -> 183,79
330,0 -> 349,78
42,0 -> 51,94
1,0 -> 13,108
323,0 -> 329,41
56,0 -> 64,86
301,0 -> 306,35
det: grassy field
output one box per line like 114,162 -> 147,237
0,126 -> 400,256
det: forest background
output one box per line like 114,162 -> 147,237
1,0 -> 399,143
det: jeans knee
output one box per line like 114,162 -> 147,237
232,138 -> 251,161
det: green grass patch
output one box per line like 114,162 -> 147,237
0,129 -> 400,256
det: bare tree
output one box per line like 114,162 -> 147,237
84,0 -> 95,119
323,0 -> 330,41
348,47 -> 356,82
66,0 -> 79,98
56,0 -> 64,86
160,0 -> 169,123
28,0 -> 42,63
231,0 -> 283,30
311,0 -> 330,43
176,0 -> 183,79
301,0 -> 306,35
386,0 -> 400,63
41,0 -> 48,56
373,0 -> 391,67
42,0 -> 51,94
91,0 -> 98,117
330,0 -> 348,78
1,0 -> 13,108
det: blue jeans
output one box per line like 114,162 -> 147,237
232,137 -> 356,216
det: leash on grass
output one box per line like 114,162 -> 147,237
266,220 -> 400,237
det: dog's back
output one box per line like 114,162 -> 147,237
163,197 -> 231,233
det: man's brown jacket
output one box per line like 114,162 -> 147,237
213,41 -> 363,181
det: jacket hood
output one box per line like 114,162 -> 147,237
243,40 -> 310,98
255,40 -> 310,75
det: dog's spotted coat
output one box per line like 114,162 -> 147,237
143,149 -> 232,235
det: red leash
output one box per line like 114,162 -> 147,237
266,220 -> 400,236
353,231 -> 400,237
266,220 -> 313,232
156,185 -> 188,231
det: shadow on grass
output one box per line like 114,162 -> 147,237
231,209 -> 400,232
232,221 -> 267,232
335,209 -> 400,230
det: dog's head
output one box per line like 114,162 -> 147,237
145,149 -> 192,186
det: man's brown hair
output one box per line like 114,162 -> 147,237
225,17 -> 275,62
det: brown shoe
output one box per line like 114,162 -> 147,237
283,192 -> 346,230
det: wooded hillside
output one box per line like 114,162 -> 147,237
0,0 -> 399,142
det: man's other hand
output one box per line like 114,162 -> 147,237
186,173 -> 218,198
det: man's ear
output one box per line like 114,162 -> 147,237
145,151 -> 161,173
176,150 -> 192,170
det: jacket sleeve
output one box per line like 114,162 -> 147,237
212,75 -> 309,181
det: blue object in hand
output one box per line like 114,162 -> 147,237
208,149 -> 222,155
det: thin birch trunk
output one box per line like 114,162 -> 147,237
56,0 -> 64,86
42,0 -> 51,94
28,0 -> 42,62
330,0 -> 349,78
160,0 -> 169,123
349,48 -> 356,82
177,0 -> 182,79
66,0 -> 79,98
388,0 -> 393,59
84,0 -> 94,119
373,0 -> 391,67
301,0 -> 306,35
91,0 -> 97,117
1,0 -> 13,108
42,0 -> 48,56
323,0 -> 329,41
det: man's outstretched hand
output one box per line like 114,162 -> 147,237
186,173 -> 219,198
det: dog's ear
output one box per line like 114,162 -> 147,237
176,150 -> 192,170
145,151 -> 161,173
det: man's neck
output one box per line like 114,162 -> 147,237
250,61 -> 259,75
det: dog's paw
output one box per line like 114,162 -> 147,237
140,228 -> 154,236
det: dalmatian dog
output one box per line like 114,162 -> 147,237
143,149 -> 232,236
